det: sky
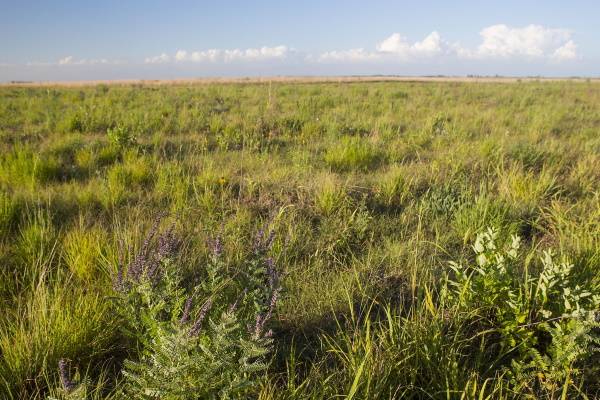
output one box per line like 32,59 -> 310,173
1,0 -> 599,81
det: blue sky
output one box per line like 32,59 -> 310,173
1,0 -> 599,81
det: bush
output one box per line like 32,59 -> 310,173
51,220 -> 282,399
107,125 -> 136,149
445,228 -> 600,396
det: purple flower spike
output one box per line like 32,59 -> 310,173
58,359 -> 76,392
180,297 -> 193,324
189,299 -> 213,337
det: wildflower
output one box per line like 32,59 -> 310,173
157,224 -> 180,262
189,299 -> 213,337
253,227 -> 275,254
253,229 -> 265,252
265,257 -> 279,289
58,359 -> 76,392
253,289 -> 280,339
212,236 -> 223,258
113,262 -> 125,292
180,297 -> 193,324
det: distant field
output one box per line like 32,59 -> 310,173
3,75 -> 600,87
1,81 -> 599,399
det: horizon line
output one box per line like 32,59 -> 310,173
2,74 -> 600,87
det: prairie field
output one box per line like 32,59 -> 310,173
1,80 -> 599,399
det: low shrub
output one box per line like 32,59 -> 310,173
445,228 -> 600,396
50,220 -> 283,399
107,125 -> 136,149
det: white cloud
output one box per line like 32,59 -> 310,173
144,53 -> 171,64
413,32 -> 443,56
16,24 -> 580,74
464,24 -> 576,60
318,25 -> 577,64
318,48 -> 381,62
151,45 -> 291,64
52,56 -> 112,66
58,56 -> 74,65
319,31 -> 445,63
375,31 -> 444,58
552,40 -> 578,61
376,33 -> 410,54
175,50 -> 188,61
25,56 -> 118,67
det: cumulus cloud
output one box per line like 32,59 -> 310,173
57,56 -> 111,65
376,31 -> 444,58
147,45 -> 290,64
463,24 -> 577,60
319,32 -> 446,63
318,48 -> 381,62
16,24 -> 580,75
317,25 -> 577,64
320,31 -> 450,63
144,53 -> 170,64
552,40 -> 578,61
26,56 -> 117,66
412,32 -> 444,56
376,33 -> 411,54
58,56 -> 74,65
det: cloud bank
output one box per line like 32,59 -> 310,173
317,24 -> 578,64
2,24 -> 585,82
26,56 -> 120,66
146,45 -> 290,64
464,24 -> 578,60
22,25 -> 580,68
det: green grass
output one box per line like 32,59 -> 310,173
0,80 -> 599,398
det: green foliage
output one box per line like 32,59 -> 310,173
107,125 -> 136,149
52,223 -> 282,399
0,147 -> 61,190
0,192 -> 20,239
429,113 -> 451,136
115,226 -> 280,399
446,228 -> 600,396
0,284 -> 116,399
62,225 -> 105,281
324,137 -> 382,171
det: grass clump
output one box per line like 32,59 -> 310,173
324,137 -> 383,172
62,225 -> 105,281
0,147 -> 61,190
0,284 -> 116,399
0,192 -> 20,240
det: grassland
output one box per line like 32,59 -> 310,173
0,80 -> 599,399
